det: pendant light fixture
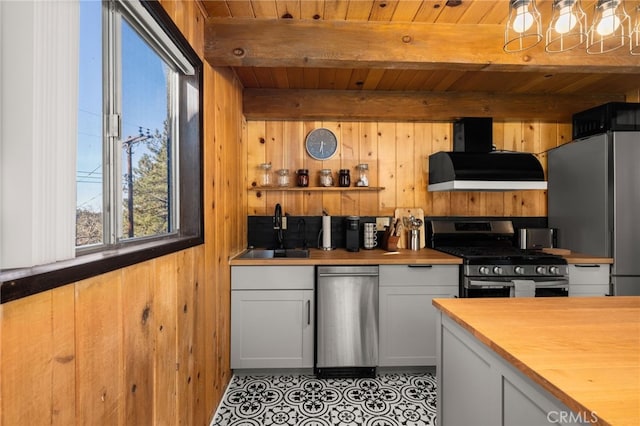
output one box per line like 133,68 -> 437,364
586,0 -> 630,54
631,4 -> 640,54
545,0 -> 587,52
504,0 -> 543,52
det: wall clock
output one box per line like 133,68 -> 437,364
305,128 -> 338,160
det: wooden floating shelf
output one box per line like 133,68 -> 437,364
249,186 -> 385,192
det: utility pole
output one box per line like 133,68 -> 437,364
122,127 -> 151,238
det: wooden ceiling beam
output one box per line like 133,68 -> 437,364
205,18 -> 640,74
243,89 -> 625,121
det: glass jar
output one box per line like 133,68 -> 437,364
319,169 -> 334,187
338,169 -> 351,187
356,163 -> 369,187
276,169 -> 290,187
296,169 -> 309,187
258,162 -> 272,187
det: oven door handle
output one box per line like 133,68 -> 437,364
467,279 -> 568,289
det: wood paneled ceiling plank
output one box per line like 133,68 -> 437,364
253,67 -> 277,88
251,0 -> 278,18
243,88 -> 625,121
433,0 -> 471,23
346,69 -> 372,90
361,69 -> 387,90
333,68 -> 356,89
271,67 -> 291,88
233,67 -> 260,88
457,1 -> 499,25
300,0 -> 325,20
392,69 -> 423,90
413,0 -> 446,23
431,70 -> 466,91
556,74 -> 613,95
346,0 -> 375,20
317,67 -> 339,89
403,69 -> 438,91
202,1 -> 231,17
324,0 -> 350,20
390,0 -> 423,22
204,19 -> 640,73
303,67 -> 321,89
375,69 -> 405,90
225,1 -> 255,18
276,1 -> 301,19
369,0 -> 400,21
286,68 -> 306,89
478,0 -> 508,24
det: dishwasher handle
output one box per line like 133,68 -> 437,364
318,272 -> 380,278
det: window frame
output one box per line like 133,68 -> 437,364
0,0 -> 203,304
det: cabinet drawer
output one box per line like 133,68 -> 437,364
569,264 -> 610,285
231,266 -> 314,290
379,264 -> 458,287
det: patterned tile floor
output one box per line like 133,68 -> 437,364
212,372 -> 437,426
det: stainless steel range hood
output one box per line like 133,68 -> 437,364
428,118 -> 547,192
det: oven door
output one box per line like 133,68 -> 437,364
464,277 -> 569,298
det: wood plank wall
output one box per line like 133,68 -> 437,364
247,120 -> 573,218
0,1 -> 245,424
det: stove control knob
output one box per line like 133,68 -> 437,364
493,266 -> 504,275
514,266 -> 525,275
479,266 -> 491,275
536,266 -> 547,275
549,266 -> 560,275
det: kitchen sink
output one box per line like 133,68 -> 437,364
238,248 -> 310,259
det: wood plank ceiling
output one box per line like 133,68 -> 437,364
201,0 -> 640,121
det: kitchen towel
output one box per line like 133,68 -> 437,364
510,280 -> 536,297
322,215 -> 332,249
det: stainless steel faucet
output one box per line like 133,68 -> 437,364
274,203 -> 283,249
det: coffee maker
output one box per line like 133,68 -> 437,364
345,216 -> 360,252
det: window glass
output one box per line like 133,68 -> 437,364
76,0 -> 103,246
120,18 -> 175,240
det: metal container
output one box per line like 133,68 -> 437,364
519,228 -> 556,250
409,229 -> 420,251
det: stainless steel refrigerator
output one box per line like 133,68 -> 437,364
548,131 -> 640,296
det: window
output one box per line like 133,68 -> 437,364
77,0 -> 199,250
0,0 -> 202,303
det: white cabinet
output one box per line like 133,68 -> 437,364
568,264 -> 610,297
378,265 -> 458,367
437,313 -> 588,426
231,266 -> 314,369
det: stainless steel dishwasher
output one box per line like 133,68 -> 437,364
315,265 -> 379,378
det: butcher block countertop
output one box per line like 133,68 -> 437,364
563,252 -> 614,264
229,247 -> 462,266
433,297 -> 640,426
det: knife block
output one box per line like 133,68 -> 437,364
382,230 -> 399,251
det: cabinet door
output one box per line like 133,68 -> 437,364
379,285 -> 457,366
231,290 -> 314,369
568,264 -> 610,297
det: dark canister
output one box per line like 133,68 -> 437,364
338,169 -> 351,187
296,169 -> 309,187
345,216 -> 360,252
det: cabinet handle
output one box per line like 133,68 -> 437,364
407,265 -> 433,268
306,300 -> 311,325
574,264 -> 601,268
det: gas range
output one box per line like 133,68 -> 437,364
430,220 -> 569,298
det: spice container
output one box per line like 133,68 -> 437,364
356,163 -> 369,187
276,169 -> 290,187
258,163 -> 272,187
296,169 -> 309,187
319,169 -> 334,187
338,169 -> 351,187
